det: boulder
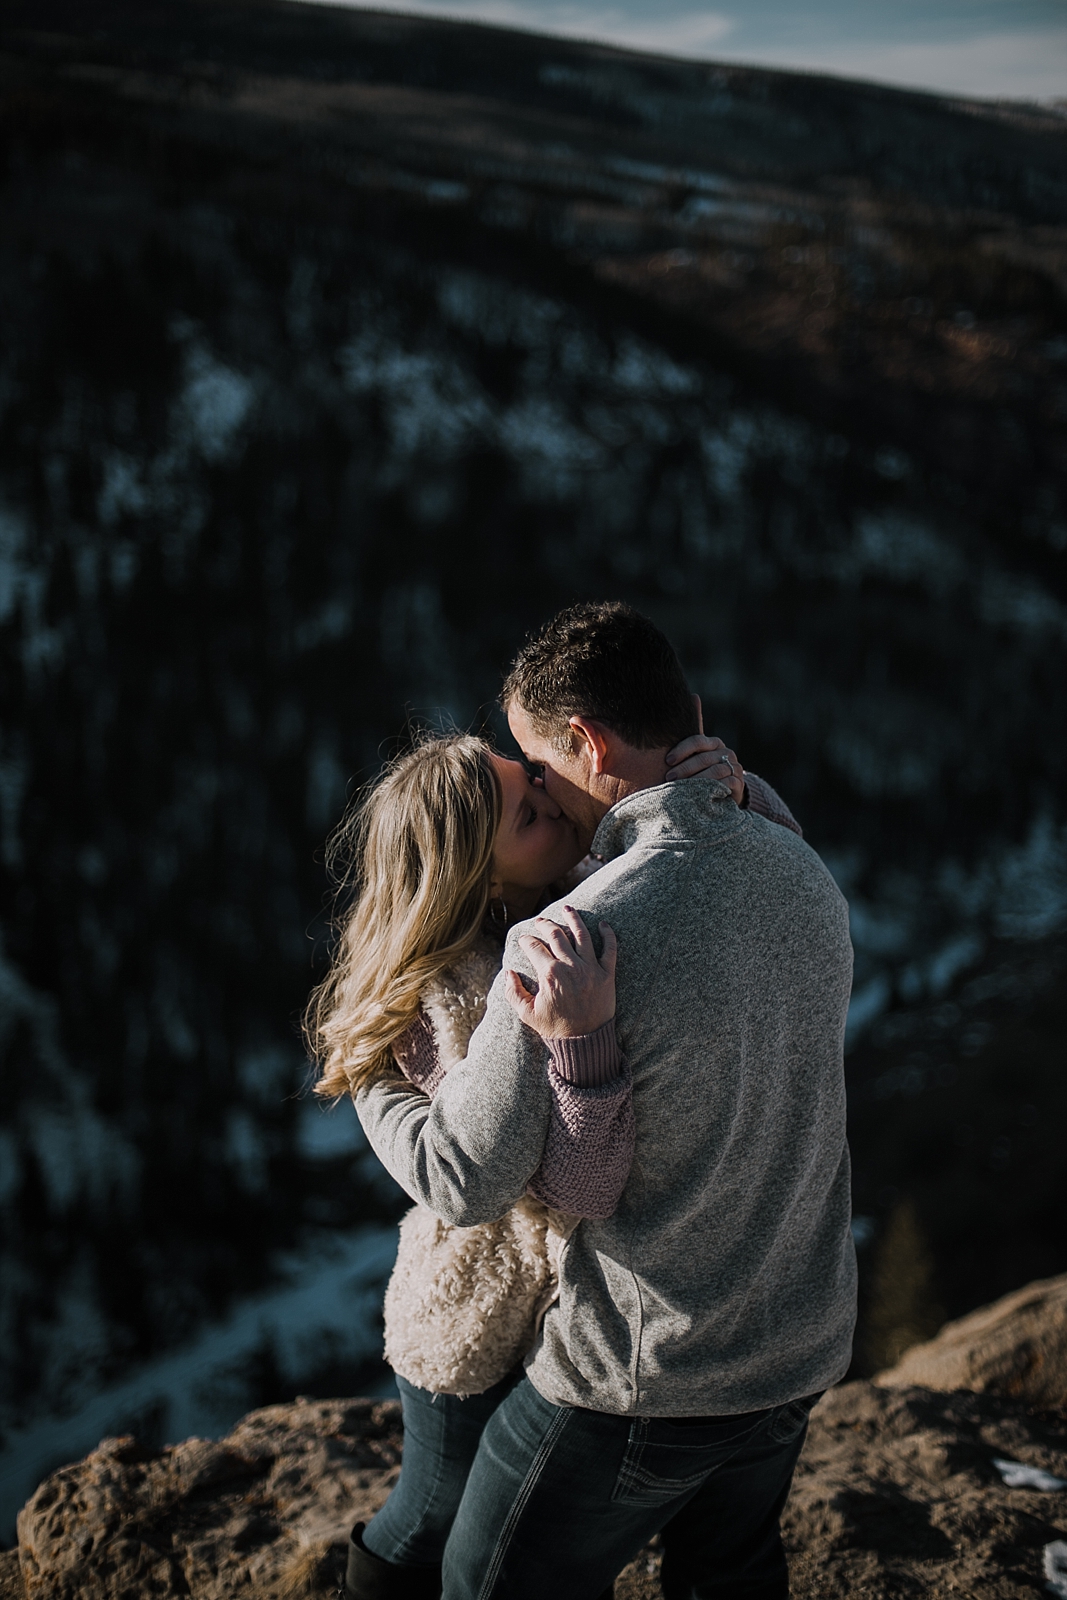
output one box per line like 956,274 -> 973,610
0,1552 -> 24,1600
16,1398 -> 403,1600
876,1273 -> 1067,1407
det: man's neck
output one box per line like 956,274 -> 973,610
590,747 -> 672,817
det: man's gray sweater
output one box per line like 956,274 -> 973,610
356,778 -> 857,1416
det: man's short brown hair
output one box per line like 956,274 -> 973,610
501,601 -> 698,751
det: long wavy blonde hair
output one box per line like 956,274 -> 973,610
307,732 -> 502,1100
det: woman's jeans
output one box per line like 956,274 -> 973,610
362,1371 -> 522,1567
365,1371 -> 816,1599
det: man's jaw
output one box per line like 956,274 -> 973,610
543,773 -> 606,853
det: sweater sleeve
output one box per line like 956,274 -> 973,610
741,771 -> 803,837
525,1022 -> 635,1218
355,966 -> 553,1226
390,1011 -> 634,1221
392,1011 -> 448,1099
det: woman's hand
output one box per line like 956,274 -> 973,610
664,733 -> 744,803
503,906 -> 617,1039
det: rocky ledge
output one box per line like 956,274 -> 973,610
9,1278 -> 1067,1599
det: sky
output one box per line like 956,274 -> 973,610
301,0 -> 1067,101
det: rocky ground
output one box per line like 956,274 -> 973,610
782,1382 -> 1067,1599
15,1398 -> 404,1600
10,1278 -> 1067,1600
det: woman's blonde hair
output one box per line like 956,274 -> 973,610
307,732 -> 502,1100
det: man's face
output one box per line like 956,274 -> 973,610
506,701 -> 604,853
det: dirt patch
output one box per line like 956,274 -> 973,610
783,1382 -> 1067,1599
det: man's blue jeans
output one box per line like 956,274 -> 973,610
441,1376 -> 817,1600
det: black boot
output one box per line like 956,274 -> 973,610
343,1524 -> 442,1600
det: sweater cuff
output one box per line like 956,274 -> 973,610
546,1021 -> 621,1088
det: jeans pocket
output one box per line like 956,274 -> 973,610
610,1423 -> 714,1508
765,1393 -> 820,1445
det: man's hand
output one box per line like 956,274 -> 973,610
664,734 -> 745,804
503,906 -> 617,1039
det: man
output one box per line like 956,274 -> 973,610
356,601 -> 856,1599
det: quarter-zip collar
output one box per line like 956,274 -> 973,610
591,776 -> 739,863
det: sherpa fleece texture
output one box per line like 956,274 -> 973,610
357,779 -> 857,1418
382,939 -> 633,1396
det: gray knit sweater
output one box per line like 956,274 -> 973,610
356,779 -> 857,1417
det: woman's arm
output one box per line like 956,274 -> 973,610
739,772 -> 803,836
392,1011 -> 448,1098
390,978 -> 634,1219
664,734 -> 803,836
526,1024 -> 634,1218
505,907 -> 634,1218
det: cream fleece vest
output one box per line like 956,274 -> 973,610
382,942 -> 569,1398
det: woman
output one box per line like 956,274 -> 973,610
307,729 -> 798,1599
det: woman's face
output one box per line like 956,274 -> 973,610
490,755 -> 583,902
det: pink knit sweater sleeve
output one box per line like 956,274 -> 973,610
391,1011 -> 448,1098
741,771 -> 803,837
525,1023 -> 634,1219
391,1013 -> 634,1221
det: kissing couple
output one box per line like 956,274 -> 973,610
308,601 -> 856,1600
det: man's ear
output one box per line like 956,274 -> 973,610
568,716 -> 612,774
